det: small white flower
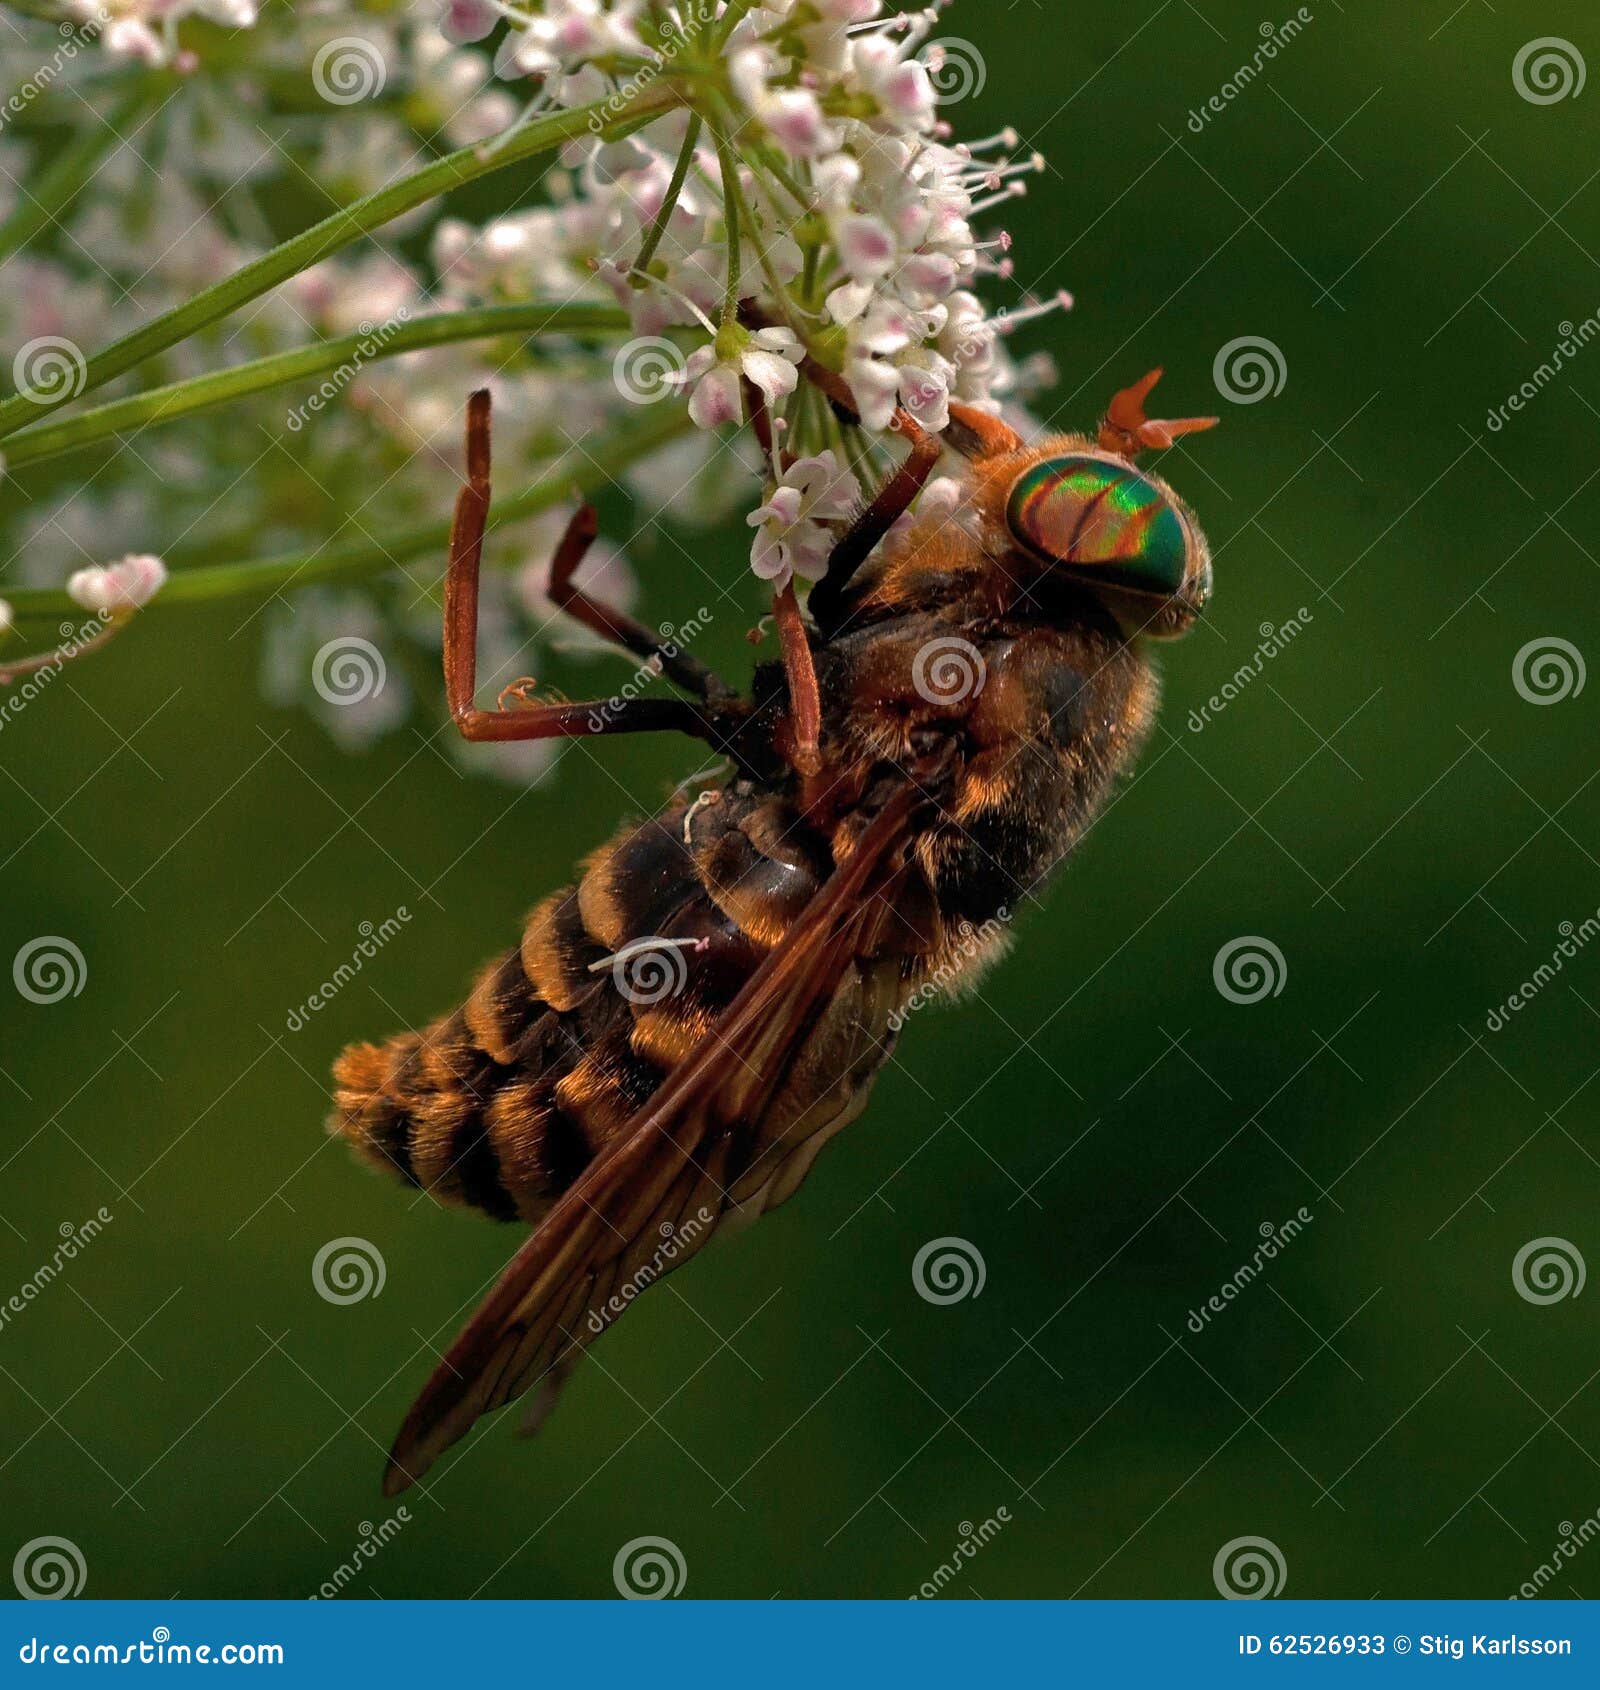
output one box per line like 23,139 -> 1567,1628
66,554 -> 167,616
731,47 -> 841,159
682,326 -> 803,431
441,0 -> 498,44
0,598 -> 13,635
848,33 -> 938,133
747,452 -> 860,588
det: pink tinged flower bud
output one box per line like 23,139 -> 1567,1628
442,0 -> 499,39
66,555 -> 168,616
836,214 -> 897,282
763,90 -> 838,159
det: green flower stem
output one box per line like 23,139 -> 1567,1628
633,111 -> 702,277
0,302 -> 634,470
0,82 -> 683,443
0,89 -> 156,266
1,406 -> 695,619
711,116 -> 742,328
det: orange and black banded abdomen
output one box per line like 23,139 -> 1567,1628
329,787 -> 840,1224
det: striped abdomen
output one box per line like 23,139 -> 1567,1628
330,785 -> 862,1224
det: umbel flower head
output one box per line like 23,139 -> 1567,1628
433,0 -> 1065,583
0,0 -> 1068,780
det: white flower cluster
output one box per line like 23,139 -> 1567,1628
63,0 -> 260,69
0,0 -> 1065,777
429,0 -> 1062,587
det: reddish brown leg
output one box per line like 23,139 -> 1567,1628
800,356 -> 943,634
946,399 -> 1023,459
546,500 -> 732,702
444,391 -> 736,748
772,581 -> 822,778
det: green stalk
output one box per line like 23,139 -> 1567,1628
0,82 -> 683,443
633,111 -> 702,277
0,89 -> 155,265
711,117 -> 742,328
0,303 -> 633,470
0,406 -> 694,619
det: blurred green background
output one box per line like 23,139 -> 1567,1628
3,0 -> 1599,1601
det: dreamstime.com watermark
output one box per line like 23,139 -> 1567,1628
17,1633 -> 283,1665
0,614 -> 111,731
908,1508 -> 1012,1598
586,1208 -> 716,1335
586,0 -> 718,132
1187,608 -> 1313,732
0,9 -> 107,133
585,607 -> 714,732
309,1508 -> 411,1599
888,909 -> 1011,1032
286,910 -> 411,1032
0,1210 -> 113,1338
1486,311 -> 1600,433
1184,10 -> 1314,133
1511,1509 -> 1600,1599
1486,909 -> 1600,1032
286,310 -> 410,431
1186,1209 -> 1313,1333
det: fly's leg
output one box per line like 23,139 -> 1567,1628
545,499 -> 734,703
795,357 -> 943,634
946,399 -> 1023,459
444,390 -> 739,749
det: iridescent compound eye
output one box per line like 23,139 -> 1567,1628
1006,454 -> 1191,597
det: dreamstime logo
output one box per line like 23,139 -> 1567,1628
1212,937 -> 1286,1004
909,1508 -> 1012,1599
0,614 -> 110,732
597,936 -> 704,1005
583,0 -> 717,132
586,607 -> 714,732
1213,1535 -> 1287,1599
0,1209 -> 114,1338
1184,9 -> 1315,132
1485,311 -> 1600,432
12,937 -> 86,1004
13,1536 -> 87,1599
920,38 -> 986,104
12,335 -> 87,404
287,910 -> 412,1033
0,9 -> 104,132
312,1237 -> 386,1305
912,637 -> 986,706
1513,38 -> 1585,105
1511,1509 -> 1600,1599
587,1209 -> 716,1336
310,1507 -> 411,1600
1486,910 -> 1600,1032
613,337 -> 687,405
312,635 -> 387,707
1512,1237 -> 1585,1305
1186,1210 -> 1314,1334
612,1535 -> 687,1599
888,910 -> 1011,1033
1513,637 -> 1585,705
312,36 -> 387,104
287,310 -> 410,431
1213,336 -> 1287,405
912,1237 -> 986,1304
1187,608 -> 1313,732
